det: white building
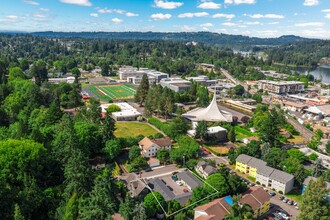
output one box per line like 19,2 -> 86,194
159,78 -> 191,92
118,66 -> 168,83
186,76 -> 217,87
100,102 -> 142,121
138,137 -> 172,158
258,80 -> 304,94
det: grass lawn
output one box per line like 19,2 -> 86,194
235,126 -> 256,141
208,146 -> 230,154
286,190 -> 303,203
115,122 -> 159,138
89,84 -> 136,100
288,135 -> 305,144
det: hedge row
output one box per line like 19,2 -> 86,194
147,117 -> 172,138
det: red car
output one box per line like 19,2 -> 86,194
183,189 -> 189,193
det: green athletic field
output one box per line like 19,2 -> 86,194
89,84 -> 136,100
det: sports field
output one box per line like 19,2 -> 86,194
89,84 -> 136,100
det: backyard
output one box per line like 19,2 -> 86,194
115,122 -> 160,138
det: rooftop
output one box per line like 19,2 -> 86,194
177,171 -> 203,190
259,80 -> 304,86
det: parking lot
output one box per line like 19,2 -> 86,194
270,197 -> 299,219
158,174 -> 190,195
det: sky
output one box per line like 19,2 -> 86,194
0,0 -> 330,38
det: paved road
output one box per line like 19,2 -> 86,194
220,68 -> 257,94
218,104 -> 250,120
270,197 -> 299,220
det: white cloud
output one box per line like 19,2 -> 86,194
153,0 -> 183,9
151,13 -> 172,20
222,22 -> 237,26
244,21 -> 260,25
212,13 -> 235,20
178,12 -> 208,18
269,22 -> 279,25
197,2 -> 221,9
112,18 -> 123,24
303,0 -> 319,6
298,28 -> 330,39
225,0 -> 256,4
325,14 -> 330,19
6,15 -> 19,19
59,0 -> 92,6
321,9 -> 330,12
245,14 -> 284,19
200,23 -> 213,27
39,8 -> 49,12
23,0 -> 39,5
181,25 -> 195,31
295,22 -> 324,27
90,13 -> 98,17
32,13 -> 47,18
126,12 -> 139,17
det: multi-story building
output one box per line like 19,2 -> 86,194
236,154 -> 294,194
195,161 -> 217,179
159,78 -> 191,92
258,80 -> 304,94
118,66 -> 168,83
138,137 -> 172,158
194,187 -> 271,220
186,76 -> 217,87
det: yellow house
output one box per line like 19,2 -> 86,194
240,187 -> 271,218
235,154 -> 267,178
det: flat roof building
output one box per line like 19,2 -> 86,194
119,66 -> 168,83
258,80 -> 304,94
100,102 -> 142,121
159,78 -> 191,92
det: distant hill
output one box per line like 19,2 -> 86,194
30,31 -> 314,48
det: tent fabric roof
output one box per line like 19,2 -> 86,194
183,95 -> 232,122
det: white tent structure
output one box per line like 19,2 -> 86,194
183,94 -> 233,122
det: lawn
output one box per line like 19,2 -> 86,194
235,126 -> 255,141
89,84 -> 136,100
286,190 -> 303,203
115,122 -> 159,138
208,146 -> 230,154
288,135 -> 306,144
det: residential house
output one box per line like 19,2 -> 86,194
120,173 -> 148,198
139,137 -> 172,158
195,161 -> 217,179
194,187 -> 271,220
242,136 -> 259,145
177,171 -> 203,190
280,129 -> 292,139
236,154 -> 294,194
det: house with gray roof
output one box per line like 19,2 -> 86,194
195,161 -> 217,179
177,171 -> 203,190
148,178 -> 175,201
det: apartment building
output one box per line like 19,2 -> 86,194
138,137 -> 172,158
258,80 -> 304,94
236,154 -> 294,194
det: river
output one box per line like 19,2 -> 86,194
292,65 -> 330,84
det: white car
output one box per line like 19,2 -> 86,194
176,181 -> 183,186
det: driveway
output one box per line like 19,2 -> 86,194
270,197 -> 299,220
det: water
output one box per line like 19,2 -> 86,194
293,66 -> 330,84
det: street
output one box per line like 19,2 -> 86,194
140,164 -> 185,179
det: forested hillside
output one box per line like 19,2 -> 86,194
31,31 -> 312,48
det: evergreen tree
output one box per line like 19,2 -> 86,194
133,203 -> 147,220
135,74 -> 149,106
14,204 -> 25,220
31,60 -> 48,86
195,121 -> 208,141
196,86 -> 209,107
119,196 -> 135,220
298,178 -> 330,220
228,126 -> 236,143
62,193 -> 79,220
102,113 -> 116,143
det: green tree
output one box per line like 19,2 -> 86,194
228,126 -> 236,142
8,67 -> 26,81
195,121 -> 208,141
233,85 -> 245,96
71,67 -> 81,82
287,148 -> 307,163
157,149 -> 170,165
196,86 -> 209,107
103,139 -> 122,161
14,204 -> 25,220
143,192 -> 166,217
130,156 -> 148,172
224,195 -> 253,220
75,121 -> 102,156
119,196 -> 135,220
205,173 -> 230,196
87,98 -> 101,124
264,148 -> 288,169
102,113 -> 116,143
129,146 -> 141,162
298,178 -> 330,220
259,109 -> 284,148
169,116 -> 189,139
326,141 -> 330,154
133,203 -> 147,220
31,60 -> 48,86
62,193 -> 79,220
135,74 -> 149,106
106,104 -> 121,113
252,93 -> 262,103
79,169 -> 119,220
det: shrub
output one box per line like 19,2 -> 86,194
256,181 -> 260,185
309,153 -> 318,161
279,190 -> 283,194
262,184 -> 266,187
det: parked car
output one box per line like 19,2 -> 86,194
269,191 -> 276,196
295,206 -> 299,210
279,196 -> 284,200
171,175 -> 178,181
283,198 -> 289,203
176,181 -> 183,186
183,189 -> 189,193
293,202 -> 298,206
287,200 -> 293,205
263,188 -> 268,191
145,168 -> 152,172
